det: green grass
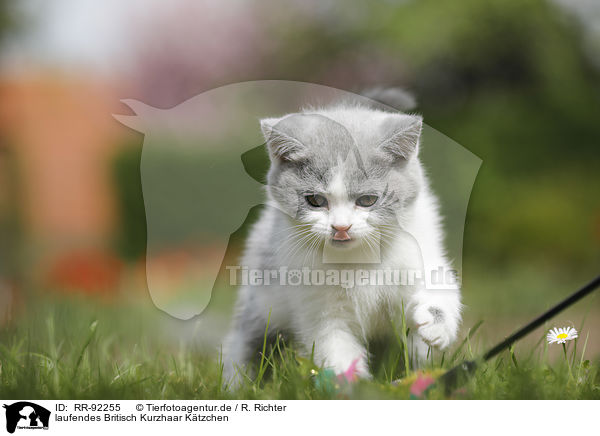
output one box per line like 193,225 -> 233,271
0,291 -> 598,400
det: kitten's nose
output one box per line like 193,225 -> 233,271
332,224 -> 352,241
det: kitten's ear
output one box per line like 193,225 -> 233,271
377,114 -> 423,162
260,117 -> 306,162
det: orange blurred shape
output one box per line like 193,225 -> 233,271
46,250 -> 123,296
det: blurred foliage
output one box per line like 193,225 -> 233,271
0,1 -> 17,41
0,145 -> 21,278
375,0 -> 600,271
112,145 -> 147,261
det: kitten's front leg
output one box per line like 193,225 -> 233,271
304,324 -> 371,379
409,289 -> 462,359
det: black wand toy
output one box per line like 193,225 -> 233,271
438,274 -> 600,395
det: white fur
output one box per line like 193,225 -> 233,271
223,105 -> 462,387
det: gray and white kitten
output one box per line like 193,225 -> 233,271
223,104 -> 461,385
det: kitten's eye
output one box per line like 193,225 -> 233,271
356,195 -> 378,207
305,194 -> 328,208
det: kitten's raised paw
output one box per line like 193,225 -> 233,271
413,305 -> 454,349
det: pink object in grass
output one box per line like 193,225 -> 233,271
410,372 -> 435,397
337,358 -> 360,383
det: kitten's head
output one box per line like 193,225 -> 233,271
261,106 -> 424,250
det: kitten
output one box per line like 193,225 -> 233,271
222,103 -> 461,385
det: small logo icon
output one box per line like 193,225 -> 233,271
2,402 -> 50,434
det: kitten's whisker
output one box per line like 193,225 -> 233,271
365,234 -> 379,255
300,234 -> 319,266
271,223 -> 313,238
301,233 -> 323,264
274,236 -> 314,263
271,228 -> 313,246
285,231 -> 319,262
361,234 -> 374,254
278,229 -> 314,247
304,234 -> 324,267
283,234 -> 315,260
273,228 -> 315,255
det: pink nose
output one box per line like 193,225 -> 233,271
332,224 -> 352,241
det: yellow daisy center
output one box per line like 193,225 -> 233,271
556,333 -> 568,339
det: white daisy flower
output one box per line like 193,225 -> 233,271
547,327 -> 578,345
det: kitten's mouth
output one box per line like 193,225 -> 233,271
332,230 -> 351,242
330,231 -> 353,246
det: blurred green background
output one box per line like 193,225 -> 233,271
0,0 -> 599,372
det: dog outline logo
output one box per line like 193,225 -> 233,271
3,402 -> 50,434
